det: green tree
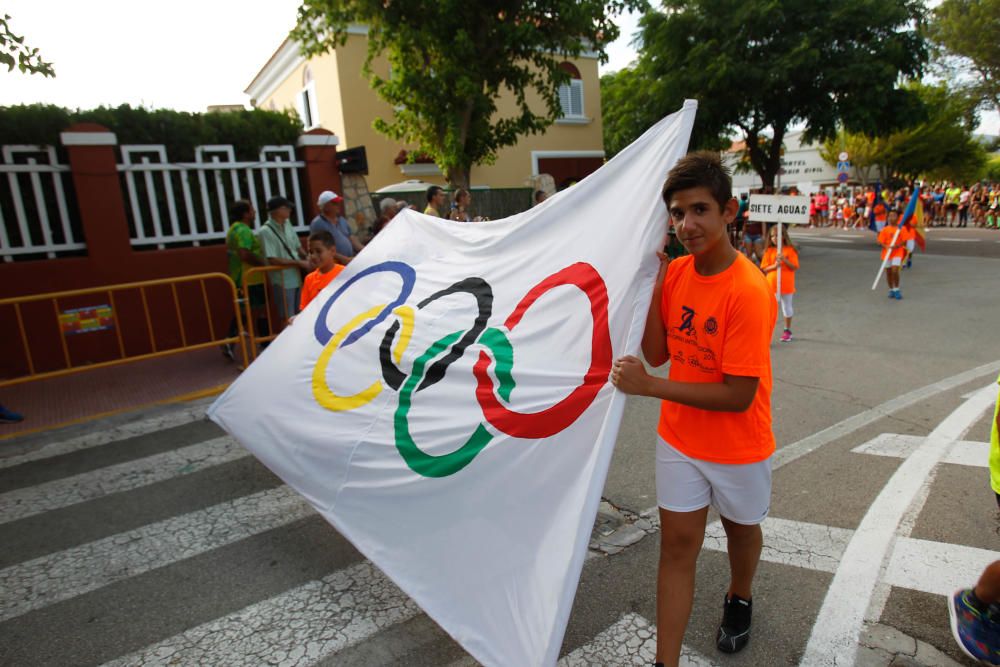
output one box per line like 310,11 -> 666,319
878,84 -> 986,182
293,1 -> 645,189
928,0 -> 1000,111
603,0 -> 927,188
0,14 -> 54,77
819,131 -> 885,186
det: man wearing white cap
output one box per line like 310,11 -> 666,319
310,190 -> 364,262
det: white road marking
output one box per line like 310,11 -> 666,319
936,237 -> 978,242
101,561 -> 420,667
0,486 -> 311,622
852,433 -> 989,468
0,403 -> 209,470
801,384 -> 996,666
772,359 -> 1000,471
884,537 -> 998,598
557,613 -> 718,667
797,237 -> 853,243
704,517 -> 852,574
0,436 -> 247,524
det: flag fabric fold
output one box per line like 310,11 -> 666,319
903,190 -> 926,251
208,101 -> 697,667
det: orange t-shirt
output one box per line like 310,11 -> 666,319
761,246 -> 798,294
878,226 -> 911,260
300,264 -> 345,310
656,254 -> 777,464
873,202 -> 888,223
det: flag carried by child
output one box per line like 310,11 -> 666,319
903,191 -> 926,251
208,103 -> 698,666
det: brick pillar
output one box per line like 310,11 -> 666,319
297,130 -> 341,219
61,124 -> 132,276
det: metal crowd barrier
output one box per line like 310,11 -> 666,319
241,264 -> 299,360
0,272 -> 247,388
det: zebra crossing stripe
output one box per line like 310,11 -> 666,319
885,537 -> 998,599
801,384 -> 997,665
852,433 -> 989,468
100,561 -> 420,667
0,486 -> 311,622
704,517 -> 853,574
0,403 -> 208,470
0,436 -> 247,524
556,613 -> 718,667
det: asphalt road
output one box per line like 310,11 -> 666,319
2,226 -> 999,666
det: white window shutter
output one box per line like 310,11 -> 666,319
558,84 -> 572,117
570,80 -> 584,117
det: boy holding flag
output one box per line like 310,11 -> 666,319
612,152 -> 776,666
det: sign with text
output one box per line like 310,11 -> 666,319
748,194 -> 810,225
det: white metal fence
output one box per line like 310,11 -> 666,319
0,145 -> 83,262
118,144 -> 307,249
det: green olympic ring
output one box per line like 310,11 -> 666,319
394,327 -> 515,478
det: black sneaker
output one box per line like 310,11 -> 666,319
716,593 -> 752,653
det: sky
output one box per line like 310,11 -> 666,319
2,2 -> 996,135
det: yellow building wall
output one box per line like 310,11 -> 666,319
333,35 -> 449,192
257,37 -> 603,192
473,56 -> 604,188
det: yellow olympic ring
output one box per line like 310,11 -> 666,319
312,304 -> 415,411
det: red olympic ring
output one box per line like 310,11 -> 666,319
473,262 -> 612,439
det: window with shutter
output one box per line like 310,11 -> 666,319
558,78 -> 585,119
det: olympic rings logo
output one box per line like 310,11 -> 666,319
310,260 -> 613,478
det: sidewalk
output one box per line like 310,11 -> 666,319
0,348 -> 242,440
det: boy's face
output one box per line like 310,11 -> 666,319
308,240 -> 337,270
667,186 -> 736,256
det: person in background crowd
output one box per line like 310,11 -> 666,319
424,186 -> 446,217
450,189 -> 472,222
534,189 -> 548,206
310,190 -> 361,263
223,199 -> 267,360
257,196 -> 309,322
931,186 -> 945,224
299,231 -> 345,312
944,182 -> 961,226
958,185 -> 971,228
371,197 -> 398,237
814,189 -> 830,227
742,206 -> 765,266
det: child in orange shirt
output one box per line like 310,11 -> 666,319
611,152 -> 776,665
299,231 -> 345,311
877,211 -> 912,300
761,225 -> 799,342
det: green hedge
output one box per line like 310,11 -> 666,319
0,104 -> 303,161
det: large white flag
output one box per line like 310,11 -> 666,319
208,101 -> 696,666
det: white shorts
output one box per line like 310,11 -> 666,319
655,437 -> 772,525
778,293 -> 794,318
905,239 -> 915,252
889,257 -> 902,267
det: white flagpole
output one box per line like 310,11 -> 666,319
870,224 -> 902,290
775,222 -> 783,306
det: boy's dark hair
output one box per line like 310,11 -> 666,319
229,199 -> 252,221
308,230 -> 336,248
426,186 -> 443,203
661,151 -> 733,210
